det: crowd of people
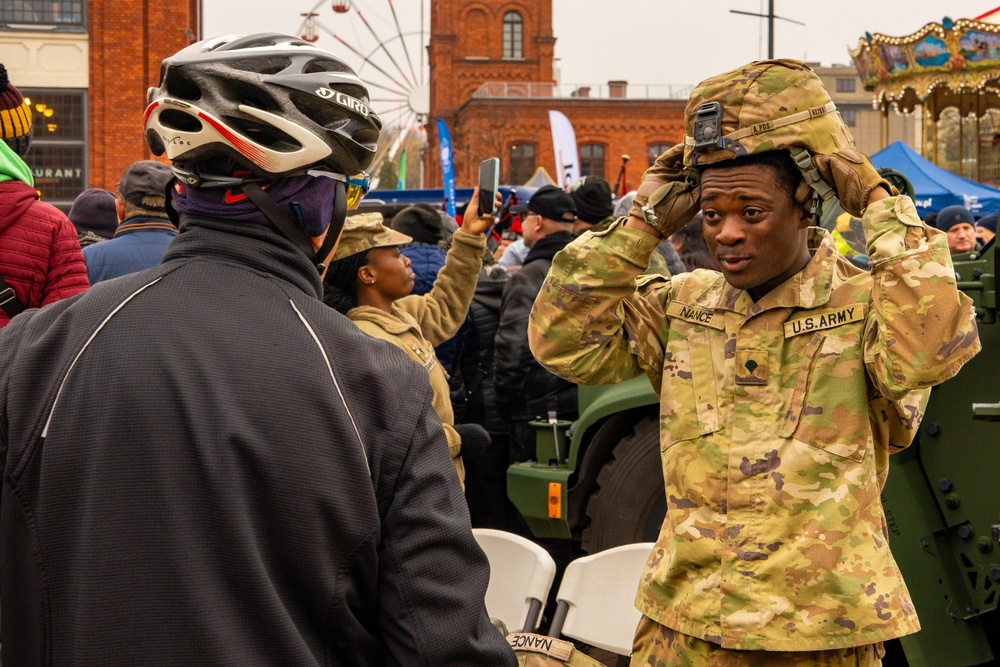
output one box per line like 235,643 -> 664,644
0,38 -> 984,667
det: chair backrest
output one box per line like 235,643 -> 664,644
550,542 -> 655,656
473,528 -> 557,633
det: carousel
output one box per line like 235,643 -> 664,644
851,9 -> 1000,184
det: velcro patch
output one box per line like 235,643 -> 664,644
667,301 -> 725,330
784,304 -> 866,338
508,633 -> 575,660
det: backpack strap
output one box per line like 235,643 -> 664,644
0,274 -> 24,318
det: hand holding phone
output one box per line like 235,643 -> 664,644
478,157 -> 500,217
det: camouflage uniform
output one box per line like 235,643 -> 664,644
528,195 -> 980,652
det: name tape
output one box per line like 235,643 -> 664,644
507,633 -> 575,660
784,304 -> 866,337
667,302 -> 725,330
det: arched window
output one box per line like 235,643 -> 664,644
580,144 -> 606,179
502,12 -> 523,60
509,142 -> 535,184
647,143 -> 673,166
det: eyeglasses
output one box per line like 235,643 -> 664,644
307,169 -> 371,210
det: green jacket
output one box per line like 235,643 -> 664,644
528,195 -> 980,651
348,229 -> 485,487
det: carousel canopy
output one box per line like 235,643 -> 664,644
871,141 -> 1000,216
851,16 -> 1000,116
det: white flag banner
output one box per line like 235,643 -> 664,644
549,110 -> 579,189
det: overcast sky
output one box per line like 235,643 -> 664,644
203,0 -> 996,124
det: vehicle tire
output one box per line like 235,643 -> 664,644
582,416 -> 665,554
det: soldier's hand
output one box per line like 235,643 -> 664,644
811,149 -> 894,218
628,144 -> 701,239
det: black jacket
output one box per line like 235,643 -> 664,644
459,265 -> 508,433
0,215 -> 515,666
494,231 -> 578,422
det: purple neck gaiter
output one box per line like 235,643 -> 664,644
171,172 -> 337,237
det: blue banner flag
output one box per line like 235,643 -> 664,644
436,118 -> 457,217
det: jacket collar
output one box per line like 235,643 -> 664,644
346,302 -> 422,335
115,216 -> 179,237
524,230 -> 574,265
691,228 -> 842,316
162,214 -> 323,299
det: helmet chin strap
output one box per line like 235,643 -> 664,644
241,180 -> 347,274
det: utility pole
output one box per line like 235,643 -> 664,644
730,1 -> 805,59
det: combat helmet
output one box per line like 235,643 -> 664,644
682,59 -> 856,205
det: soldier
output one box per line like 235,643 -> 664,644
529,60 -> 980,666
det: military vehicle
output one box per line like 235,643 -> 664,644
507,236 -> 998,666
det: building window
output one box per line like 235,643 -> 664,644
647,143 -> 673,166
841,108 -> 857,127
580,144 -> 606,179
509,142 -> 535,184
1,0 -> 85,27
502,12 -> 523,60
20,89 -> 87,211
835,78 -> 856,93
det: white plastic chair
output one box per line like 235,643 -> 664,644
473,528 -> 557,633
547,542 -> 656,656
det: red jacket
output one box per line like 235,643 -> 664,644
0,180 -> 89,327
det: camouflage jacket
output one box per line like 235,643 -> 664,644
348,228 -> 486,488
528,196 -> 980,651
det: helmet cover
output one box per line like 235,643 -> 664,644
682,59 -> 856,168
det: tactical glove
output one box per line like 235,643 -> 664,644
811,149 -> 894,218
628,145 -> 701,239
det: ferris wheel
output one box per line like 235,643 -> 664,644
297,0 -> 430,183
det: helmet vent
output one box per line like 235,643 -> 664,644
303,59 -> 352,74
165,72 -> 202,101
227,57 -> 291,75
159,109 -> 203,132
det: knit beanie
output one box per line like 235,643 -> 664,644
69,188 -> 119,238
976,212 -> 997,234
390,203 -> 446,244
569,176 -> 614,224
0,64 -> 32,157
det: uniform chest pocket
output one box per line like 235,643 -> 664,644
661,329 -> 721,448
778,330 -> 869,462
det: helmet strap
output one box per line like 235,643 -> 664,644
789,146 -> 837,219
242,180 -> 342,274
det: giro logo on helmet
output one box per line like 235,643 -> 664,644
315,87 -> 370,117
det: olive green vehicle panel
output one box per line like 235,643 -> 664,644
507,376 -> 657,538
884,242 -> 998,667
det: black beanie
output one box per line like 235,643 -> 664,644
390,204 -> 446,244
69,189 -> 119,238
569,176 -> 614,224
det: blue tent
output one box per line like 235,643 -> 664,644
870,141 -> 1000,218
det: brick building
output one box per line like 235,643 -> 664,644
0,0 -> 199,210
424,0 -> 687,190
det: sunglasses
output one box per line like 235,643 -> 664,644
307,170 -> 371,210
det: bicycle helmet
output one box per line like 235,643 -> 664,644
144,33 -> 381,183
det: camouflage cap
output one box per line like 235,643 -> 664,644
332,211 -> 412,261
507,633 -> 606,667
682,59 -> 856,168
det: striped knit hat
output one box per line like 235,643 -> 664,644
0,63 -> 32,157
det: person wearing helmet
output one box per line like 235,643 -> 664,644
0,34 -> 515,666
322,201 -> 497,490
529,60 -> 980,666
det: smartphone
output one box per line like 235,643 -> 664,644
478,157 -> 500,217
